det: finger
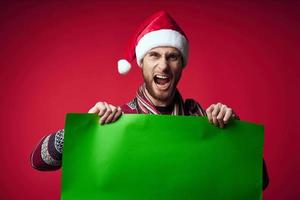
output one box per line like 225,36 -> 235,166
112,107 -> 122,122
88,102 -> 106,115
104,105 -> 118,124
88,106 -> 99,114
99,102 -> 112,124
212,103 -> 221,126
100,102 -> 112,124
223,108 -> 233,124
217,105 -> 227,128
97,102 -> 107,117
206,104 -> 214,123
113,107 -> 123,121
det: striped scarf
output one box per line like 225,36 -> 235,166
135,84 -> 185,115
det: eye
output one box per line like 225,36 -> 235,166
148,52 -> 160,59
168,53 -> 180,61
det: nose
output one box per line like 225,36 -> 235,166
157,57 -> 169,71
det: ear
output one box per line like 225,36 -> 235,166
140,58 -> 144,68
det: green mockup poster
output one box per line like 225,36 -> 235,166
62,114 -> 263,200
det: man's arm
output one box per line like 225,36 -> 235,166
30,129 -> 64,171
30,102 -> 122,171
203,101 -> 269,190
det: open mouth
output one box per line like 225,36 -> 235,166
154,74 -> 171,89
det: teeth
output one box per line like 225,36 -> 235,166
156,75 -> 168,79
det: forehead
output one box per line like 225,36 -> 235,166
147,46 -> 180,54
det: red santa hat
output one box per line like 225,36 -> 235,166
118,11 -> 189,75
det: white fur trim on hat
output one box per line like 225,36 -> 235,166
118,59 -> 131,75
135,29 -> 189,67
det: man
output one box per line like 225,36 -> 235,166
30,11 -> 269,190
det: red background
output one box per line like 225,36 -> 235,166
1,1 -> 299,199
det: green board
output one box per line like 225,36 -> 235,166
62,114 -> 263,200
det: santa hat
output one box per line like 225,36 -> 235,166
118,11 -> 189,75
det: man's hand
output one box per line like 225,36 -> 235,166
88,102 -> 122,125
206,103 -> 238,128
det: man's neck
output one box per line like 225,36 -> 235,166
144,88 -> 175,107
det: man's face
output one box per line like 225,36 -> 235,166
141,46 -> 183,105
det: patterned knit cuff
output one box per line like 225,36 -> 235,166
54,129 -> 64,154
41,133 -> 62,167
48,134 -> 62,160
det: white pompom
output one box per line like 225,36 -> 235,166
118,59 -> 131,75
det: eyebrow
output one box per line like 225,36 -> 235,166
147,50 -> 180,55
147,50 -> 160,54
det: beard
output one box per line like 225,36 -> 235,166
142,70 -> 181,104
